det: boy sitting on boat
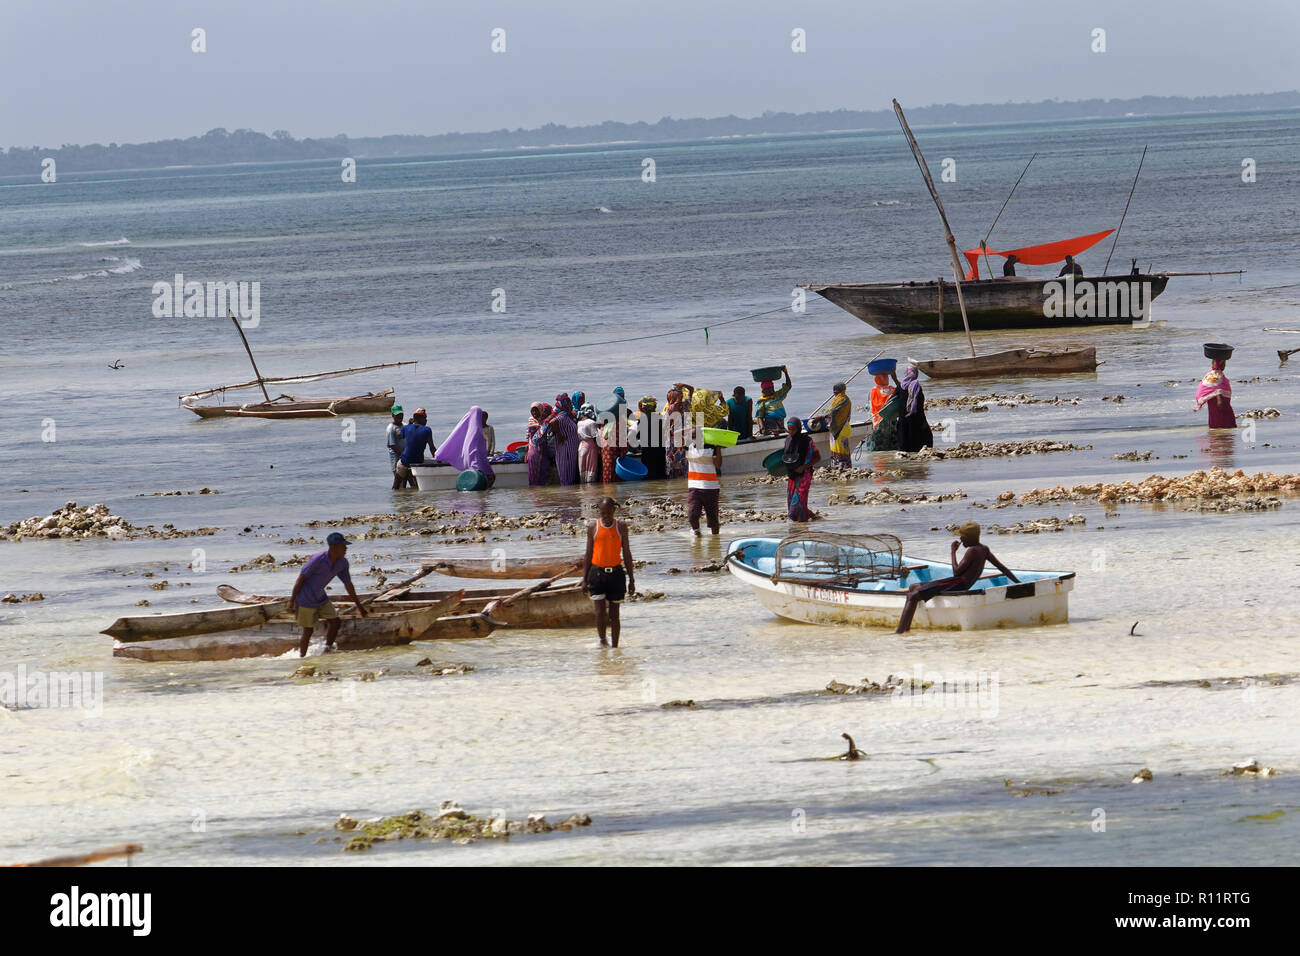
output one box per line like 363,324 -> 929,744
894,523 -> 1019,633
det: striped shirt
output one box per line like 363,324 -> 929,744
687,444 -> 719,490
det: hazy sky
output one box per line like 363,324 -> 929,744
3,0 -> 1297,147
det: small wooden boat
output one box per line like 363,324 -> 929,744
726,533 -> 1074,630
102,597 -> 290,641
909,346 -> 1099,379
177,316 -> 416,419
113,592 -> 464,663
419,557 -> 582,580
218,582 -> 594,630
181,389 -> 397,419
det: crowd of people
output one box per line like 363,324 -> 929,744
381,359 -> 936,523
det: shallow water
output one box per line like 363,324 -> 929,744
3,112 -> 1300,865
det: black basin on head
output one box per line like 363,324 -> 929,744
1203,343 -> 1234,361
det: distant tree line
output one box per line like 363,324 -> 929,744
3,91 -> 1297,177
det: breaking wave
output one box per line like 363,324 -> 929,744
80,237 -> 131,247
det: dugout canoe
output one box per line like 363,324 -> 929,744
909,346 -> 1099,379
102,597 -> 291,641
727,534 -> 1074,631
419,557 -> 582,580
112,592 -> 463,663
218,582 -> 594,630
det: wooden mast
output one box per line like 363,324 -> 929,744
229,310 -> 272,402
892,99 -> 976,358
981,152 -> 1036,277
1103,145 -> 1147,274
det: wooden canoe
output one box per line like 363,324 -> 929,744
181,388 -> 396,419
113,592 -> 465,663
102,598 -> 291,641
218,582 -> 594,630
909,346 -> 1099,379
419,557 -> 582,580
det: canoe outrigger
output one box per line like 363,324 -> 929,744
726,532 -> 1074,631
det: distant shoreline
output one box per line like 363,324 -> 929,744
3,91 -> 1297,178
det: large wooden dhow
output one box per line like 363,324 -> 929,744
801,273 -> 1168,334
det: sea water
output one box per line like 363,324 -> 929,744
2,110 -> 1299,865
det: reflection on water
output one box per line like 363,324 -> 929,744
1197,430 -> 1238,469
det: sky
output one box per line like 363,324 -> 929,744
2,0 -> 1298,147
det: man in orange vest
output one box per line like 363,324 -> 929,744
581,497 -> 636,647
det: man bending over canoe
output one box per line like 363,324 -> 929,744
582,497 -> 636,647
290,531 -> 366,655
894,522 -> 1018,634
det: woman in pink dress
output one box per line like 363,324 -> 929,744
578,416 -> 601,483
1195,359 -> 1235,429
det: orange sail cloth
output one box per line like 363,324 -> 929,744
963,229 -> 1115,279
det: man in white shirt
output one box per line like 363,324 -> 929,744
685,428 -> 723,535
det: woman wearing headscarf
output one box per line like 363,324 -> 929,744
690,386 -> 730,428
895,366 -> 934,452
1195,359 -> 1235,428
578,415 -> 602,482
782,417 -> 822,522
600,391 -> 629,483
827,382 -> 853,466
865,370 -> 903,452
439,406 -> 497,488
527,401 -> 555,486
570,391 -> 586,417
663,385 -> 690,479
544,393 -> 581,485
755,366 -> 792,435
635,395 -> 666,480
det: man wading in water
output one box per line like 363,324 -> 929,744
290,532 -> 367,655
582,497 -> 636,647
894,522 -> 1018,634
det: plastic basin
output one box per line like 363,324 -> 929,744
701,427 -> 739,446
615,456 -> 647,481
456,469 -> 489,491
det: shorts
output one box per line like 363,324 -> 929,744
296,600 -> 338,628
389,450 -> 401,471
587,566 -> 626,603
687,487 -> 720,529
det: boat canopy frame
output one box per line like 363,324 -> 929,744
768,532 -> 903,588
